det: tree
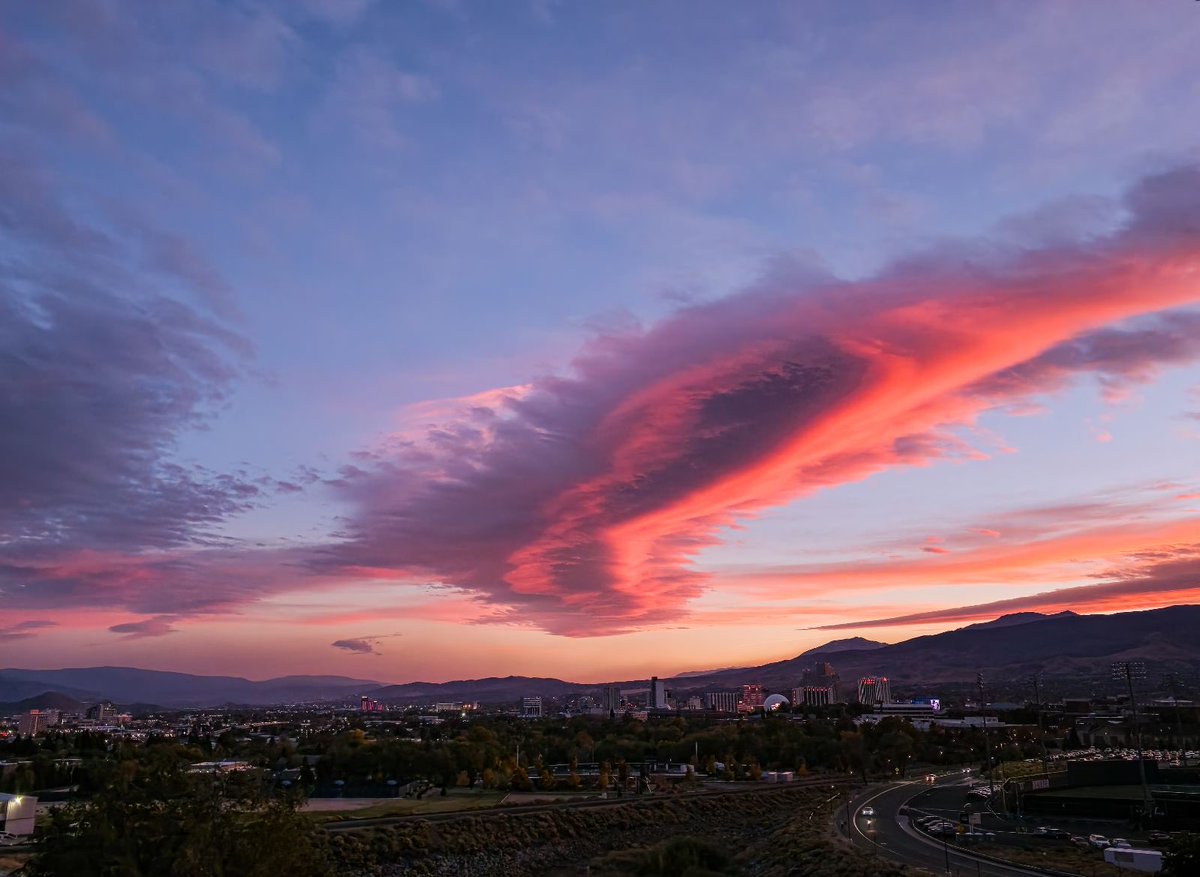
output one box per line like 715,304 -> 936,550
298,760 -> 316,791
28,764 -> 331,877
511,766 -> 532,791
1164,832 -> 1200,877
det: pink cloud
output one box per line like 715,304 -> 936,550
321,163 -> 1200,636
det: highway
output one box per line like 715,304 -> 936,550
844,776 -> 1060,877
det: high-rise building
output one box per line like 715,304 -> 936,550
741,683 -> 765,709
18,711 -> 45,737
87,702 -> 116,723
649,677 -> 668,710
706,691 -> 739,712
802,687 -> 832,707
857,676 -> 891,705
521,696 -> 543,717
800,662 -> 842,703
604,685 -> 621,714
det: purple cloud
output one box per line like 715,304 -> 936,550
0,620 -> 59,641
108,616 -> 180,638
331,634 -> 399,655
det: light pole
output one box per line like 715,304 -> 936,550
978,673 -> 995,799
1163,672 -> 1189,768
1113,662 -> 1153,826
1030,674 -> 1050,776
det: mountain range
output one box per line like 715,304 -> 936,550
0,667 -> 381,709
3,606 -> 1197,709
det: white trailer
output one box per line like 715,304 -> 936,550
1103,847 -> 1163,874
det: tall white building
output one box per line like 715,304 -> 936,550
649,676 -> 668,710
857,676 -> 892,705
521,695 -> 543,717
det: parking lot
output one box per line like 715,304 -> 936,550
903,773 -> 1181,868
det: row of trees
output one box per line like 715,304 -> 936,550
2,711 -> 1047,797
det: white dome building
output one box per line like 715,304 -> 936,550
762,693 -> 790,712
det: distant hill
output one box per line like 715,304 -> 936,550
0,691 -> 87,715
366,676 -> 579,705
798,636 -> 887,657
961,610 -> 1077,631
0,668 -> 383,708
663,605 -> 1200,694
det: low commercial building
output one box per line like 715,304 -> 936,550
0,793 -> 37,836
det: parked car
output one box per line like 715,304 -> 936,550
1111,838 -> 1132,849
1088,834 -> 1110,849
1147,831 -> 1171,844
1070,836 -> 1089,848
0,832 -> 22,847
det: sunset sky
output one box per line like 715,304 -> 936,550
3,1 -> 1200,683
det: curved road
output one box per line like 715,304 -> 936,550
844,777 -> 1057,877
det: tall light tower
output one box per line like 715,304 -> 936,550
1029,674 -> 1050,776
1113,661 -> 1153,826
978,673 -> 995,798
1163,672 -> 1189,768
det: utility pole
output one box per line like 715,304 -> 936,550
1113,662 -> 1153,827
978,673 -> 995,798
1030,674 -> 1050,776
1163,672 -> 1189,768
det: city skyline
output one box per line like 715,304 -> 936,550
4,1 -> 1200,683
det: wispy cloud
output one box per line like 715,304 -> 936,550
0,620 -> 58,641
810,545 -> 1200,630
331,633 -> 401,655
108,615 -> 180,639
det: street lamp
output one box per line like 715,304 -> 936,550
1112,662 -> 1153,826
1029,674 -> 1050,776
978,673 -> 995,798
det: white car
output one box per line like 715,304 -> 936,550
1088,834 -> 1110,849
0,832 -> 22,847
861,806 -> 875,817
1111,838 -> 1132,849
